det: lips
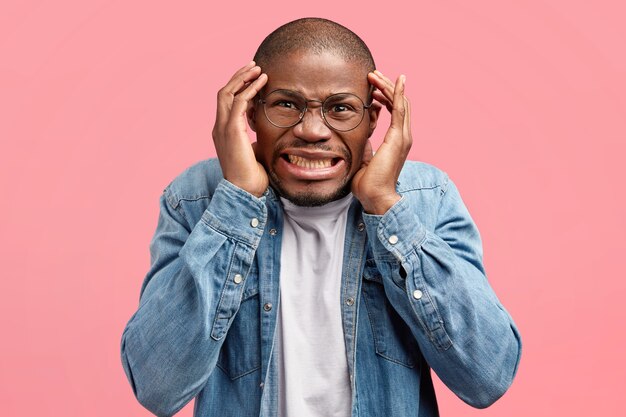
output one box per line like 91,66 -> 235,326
277,150 -> 347,181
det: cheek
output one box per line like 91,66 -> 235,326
346,136 -> 369,166
255,131 -> 280,164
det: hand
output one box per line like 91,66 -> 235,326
212,61 -> 269,197
351,71 -> 413,214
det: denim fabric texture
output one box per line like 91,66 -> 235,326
121,158 -> 522,417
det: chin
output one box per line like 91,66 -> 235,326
282,190 -> 349,207
271,177 -> 352,207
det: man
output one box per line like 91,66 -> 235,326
121,18 -> 521,417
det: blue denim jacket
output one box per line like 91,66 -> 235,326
121,158 -> 522,417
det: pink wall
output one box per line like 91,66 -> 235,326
1,1 -> 624,416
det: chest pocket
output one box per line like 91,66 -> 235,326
216,264 -> 261,380
361,260 -> 420,369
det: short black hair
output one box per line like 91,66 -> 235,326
253,18 -> 375,73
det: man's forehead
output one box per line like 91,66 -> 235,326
261,51 -> 371,98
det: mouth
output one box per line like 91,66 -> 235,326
283,154 -> 342,169
276,150 -> 348,180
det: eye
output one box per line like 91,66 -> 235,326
324,94 -> 361,115
276,100 -> 298,109
328,102 -> 358,114
330,103 -> 353,113
269,98 -> 303,112
325,101 -> 359,117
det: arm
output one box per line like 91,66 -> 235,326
121,180 -> 266,416
362,176 -> 522,408
121,61 -> 269,417
355,71 -> 520,407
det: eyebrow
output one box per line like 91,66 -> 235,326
264,88 -> 370,103
270,89 -> 305,99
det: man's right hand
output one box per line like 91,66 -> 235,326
212,61 -> 269,197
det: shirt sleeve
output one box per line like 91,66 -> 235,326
120,179 -> 267,417
362,175 -> 522,409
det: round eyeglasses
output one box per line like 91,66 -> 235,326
259,89 -> 372,132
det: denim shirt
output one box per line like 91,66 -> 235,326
121,158 -> 522,417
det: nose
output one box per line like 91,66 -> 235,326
292,103 -> 332,142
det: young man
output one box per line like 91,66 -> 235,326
121,18 -> 521,417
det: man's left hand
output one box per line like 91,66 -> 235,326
351,71 -> 412,215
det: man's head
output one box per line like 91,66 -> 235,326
247,18 -> 381,207
252,18 -> 375,77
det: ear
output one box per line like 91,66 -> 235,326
247,101 -> 257,132
366,102 -> 382,138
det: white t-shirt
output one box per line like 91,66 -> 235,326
276,193 -> 353,417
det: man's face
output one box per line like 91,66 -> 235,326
248,51 -> 379,206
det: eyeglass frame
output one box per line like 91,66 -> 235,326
257,86 -> 375,132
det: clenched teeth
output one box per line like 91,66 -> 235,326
287,154 -> 333,169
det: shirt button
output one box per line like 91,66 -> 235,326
259,382 -> 264,389
388,235 -> 399,245
233,274 -> 243,284
413,289 -> 423,300
346,297 -> 355,306
357,222 -> 365,232
269,228 -> 277,236
250,218 -> 260,228
263,303 -> 273,312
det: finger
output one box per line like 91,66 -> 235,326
234,80 -> 252,96
227,73 -> 268,126
221,62 -> 260,98
368,72 -> 396,104
222,65 -> 262,98
216,65 -> 262,126
371,70 -> 397,100
234,61 -> 257,77
403,95 -> 413,150
217,74 -> 268,169
389,75 -> 406,133
374,70 -> 396,89
372,89 -> 393,113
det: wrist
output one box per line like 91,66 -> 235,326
361,193 -> 401,215
223,177 -> 267,199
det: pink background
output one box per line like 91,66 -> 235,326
1,1 -> 625,416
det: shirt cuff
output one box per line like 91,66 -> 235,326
362,195 -> 427,261
200,179 -> 268,247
